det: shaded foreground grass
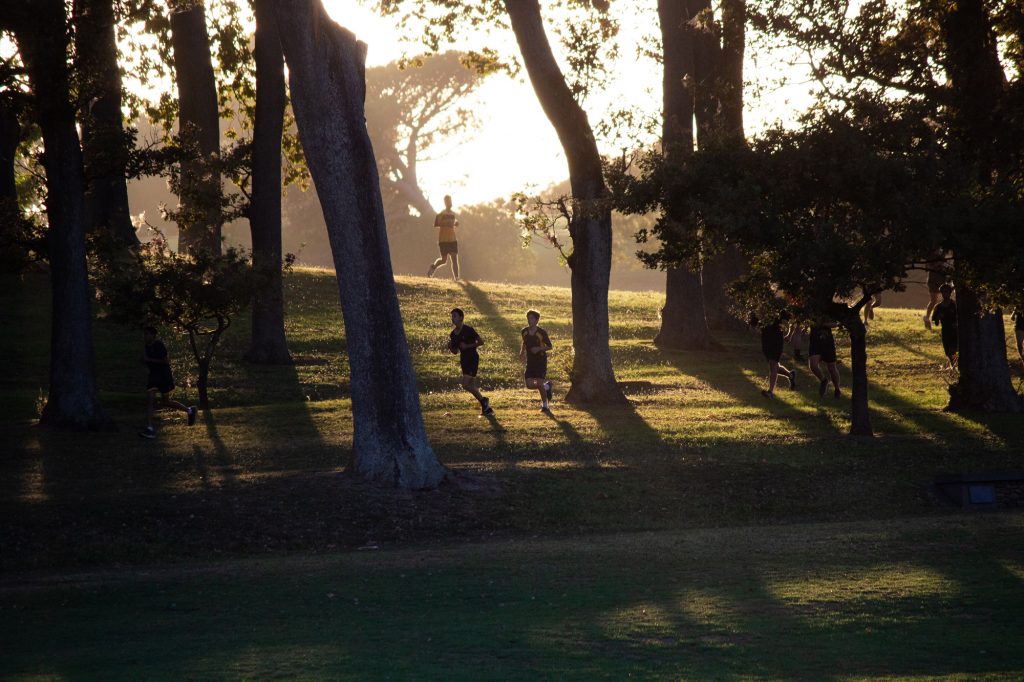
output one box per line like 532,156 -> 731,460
3,514 -> 1023,679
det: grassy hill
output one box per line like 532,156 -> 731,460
2,268 -> 1022,565
2,269 -> 1024,678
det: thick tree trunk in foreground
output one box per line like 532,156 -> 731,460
244,0 -> 292,365
503,0 -> 625,404
950,287 -> 1021,413
73,0 -> 138,245
656,0 -> 714,350
16,2 -> 111,429
169,0 -> 221,255
274,0 -> 446,488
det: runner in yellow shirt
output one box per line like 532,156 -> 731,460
426,194 -> 461,281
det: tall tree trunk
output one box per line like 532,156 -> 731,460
72,0 -> 138,246
502,0 -> 624,404
273,0 -> 446,489
169,0 -> 221,255
949,286 -> 1021,412
694,0 -> 747,331
940,2 -> 1018,412
16,1 -> 111,430
656,0 -> 714,350
244,0 -> 292,365
844,315 -> 872,437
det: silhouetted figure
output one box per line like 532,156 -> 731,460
923,253 -> 949,330
449,308 -> 492,415
790,323 -> 807,361
1012,307 -> 1024,373
427,195 -> 460,281
808,321 -> 842,399
863,292 -> 881,329
519,310 -> 554,413
931,284 -> 958,370
140,326 -> 196,439
751,313 -> 796,398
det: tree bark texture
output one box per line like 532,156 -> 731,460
273,0 -> 446,488
503,0 -> 625,404
692,0 -> 747,331
841,312 -> 872,437
950,286 -> 1021,413
0,100 -> 18,205
72,0 -> 138,245
16,1 -> 111,429
169,0 -> 221,255
244,0 -> 292,365
656,0 -> 714,350
940,2 -> 1019,412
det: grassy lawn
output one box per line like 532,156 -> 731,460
3,515 -> 1023,679
2,269 -> 1023,678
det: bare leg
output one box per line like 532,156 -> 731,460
767,361 -> 779,394
161,394 -> 190,413
461,375 -> 486,405
809,356 -> 825,381
827,362 -> 841,392
146,389 -> 156,428
451,253 -> 460,281
924,291 -> 940,329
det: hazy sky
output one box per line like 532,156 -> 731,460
327,1 -> 815,209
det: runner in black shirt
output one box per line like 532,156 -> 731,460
519,310 -> 554,413
930,284 -> 958,369
449,308 -> 492,415
140,326 -> 196,439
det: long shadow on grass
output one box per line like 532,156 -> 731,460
661,334 -> 845,439
460,281 -> 524,359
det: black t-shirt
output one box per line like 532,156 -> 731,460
932,300 -> 957,330
1013,309 -> 1024,332
521,326 -> 551,359
450,325 -> 482,358
145,340 -> 173,381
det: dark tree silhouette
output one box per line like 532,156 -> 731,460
169,0 -> 221,255
273,0 -> 446,488
243,0 -> 292,365
10,0 -> 111,429
72,0 -> 138,246
653,0 -> 714,351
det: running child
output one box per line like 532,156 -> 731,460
519,310 -> 554,413
808,320 -> 841,399
427,195 -> 461,281
449,308 -> 493,415
751,313 -> 796,398
930,284 -> 958,370
140,326 -> 196,439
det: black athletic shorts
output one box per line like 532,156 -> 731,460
439,241 -> 458,258
525,356 -> 548,380
147,374 -> 175,394
460,351 -> 479,377
761,331 -> 784,362
808,332 -> 837,364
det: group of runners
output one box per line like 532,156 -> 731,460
137,199 -> 1024,434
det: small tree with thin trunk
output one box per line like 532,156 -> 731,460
94,230 -> 265,410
